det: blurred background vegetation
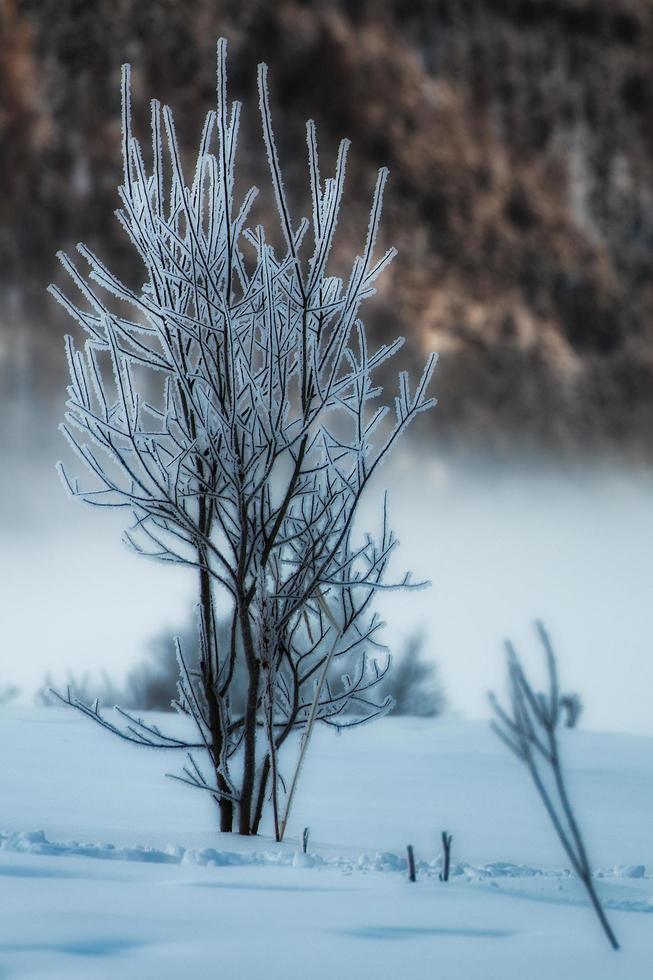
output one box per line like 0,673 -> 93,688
38,619 -> 446,717
3,0 -> 653,462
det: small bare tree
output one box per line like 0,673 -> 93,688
490,622 -> 619,950
50,39 -> 437,836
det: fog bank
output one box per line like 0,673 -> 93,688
2,449 -> 652,736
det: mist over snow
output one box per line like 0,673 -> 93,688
380,452 -> 653,736
2,445 -> 652,736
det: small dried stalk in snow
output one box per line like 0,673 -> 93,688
439,831 -> 452,883
407,844 -> 416,883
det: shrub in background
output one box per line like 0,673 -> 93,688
0,684 -> 19,706
380,632 -> 445,718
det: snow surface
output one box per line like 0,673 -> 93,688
1,707 -> 652,978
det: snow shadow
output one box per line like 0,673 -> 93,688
188,880 -> 347,894
0,862 -> 92,881
482,881 -> 653,915
345,926 -> 514,941
0,937 -> 144,957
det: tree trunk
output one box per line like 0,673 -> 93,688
218,777 -> 234,832
198,546 -> 234,834
238,600 -> 260,835
251,754 -> 270,836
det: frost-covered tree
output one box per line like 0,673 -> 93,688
50,39 -> 437,836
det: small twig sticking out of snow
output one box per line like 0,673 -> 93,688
489,621 -> 620,951
302,827 -> 311,855
439,831 -> 452,882
407,844 -> 416,882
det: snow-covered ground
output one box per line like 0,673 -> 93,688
1,708 -> 652,978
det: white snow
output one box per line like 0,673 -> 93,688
1,707 -> 652,977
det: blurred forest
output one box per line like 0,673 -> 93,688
2,0 -> 653,461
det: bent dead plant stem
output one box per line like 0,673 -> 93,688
490,621 -> 619,951
278,594 -> 342,842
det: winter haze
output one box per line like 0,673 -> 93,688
2,443 -> 652,735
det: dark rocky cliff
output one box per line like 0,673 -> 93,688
2,0 -> 653,460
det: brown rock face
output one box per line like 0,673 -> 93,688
2,0 -> 653,460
